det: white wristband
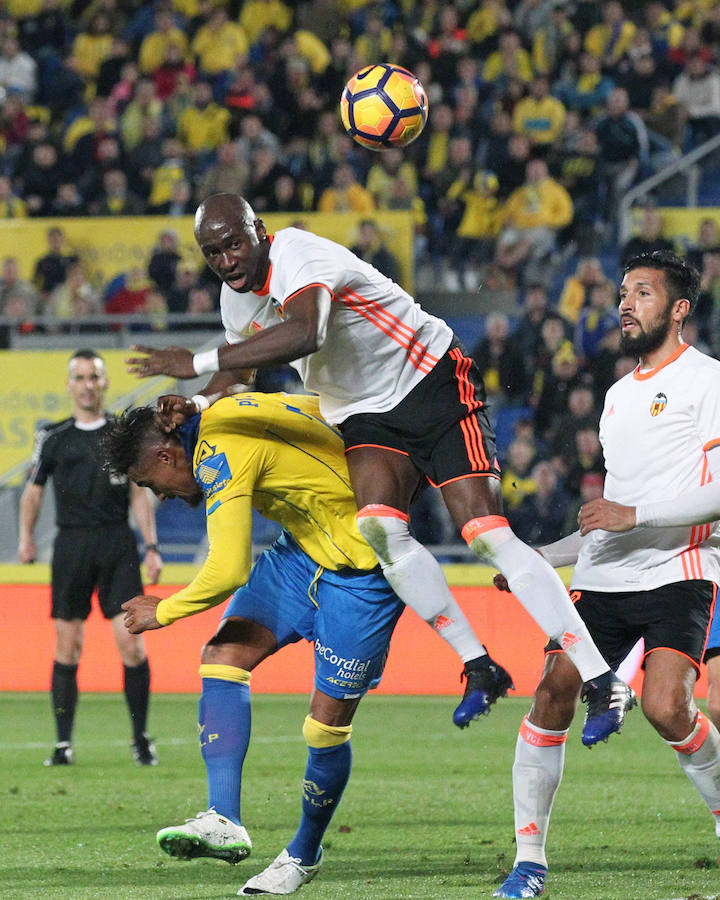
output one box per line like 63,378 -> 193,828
192,347 -> 220,375
191,394 -> 210,412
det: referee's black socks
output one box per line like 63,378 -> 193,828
51,660 -> 78,744
123,658 -> 151,741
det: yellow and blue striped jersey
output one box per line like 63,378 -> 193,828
156,392 -> 378,625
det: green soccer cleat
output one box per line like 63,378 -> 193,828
157,809 -> 252,864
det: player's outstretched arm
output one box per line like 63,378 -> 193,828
126,344 -> 197,378
122,595 -> 163,633
126,289 -> 330,379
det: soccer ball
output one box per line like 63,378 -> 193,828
340,63 -> 428,151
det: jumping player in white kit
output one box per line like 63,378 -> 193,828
127,192 -> 633,741
493,250 -> 720,898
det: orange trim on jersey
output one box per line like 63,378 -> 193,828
643,645 -> 701,677
674,710 -> 711,755
680,457 -> 714,580
341,288 -> 434,351
344,443 -> 410,457
256,261 -> 273,296
519,716 -> 568,747
280,282 -> 334,310
632,342 -> 690,380
337,288 -> 439,373
357,504 -> 409,523
428,472 -> 501,489
703,438 -> 720,453
700,583 -> 718,662
461,515 -> 510,544
251,321 -> 263,331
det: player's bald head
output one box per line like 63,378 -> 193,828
194,193 -> 256,241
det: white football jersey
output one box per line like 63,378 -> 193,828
219,227 -> 453,424
572,343 -> 720,591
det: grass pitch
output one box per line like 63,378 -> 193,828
3,692 -> 720,900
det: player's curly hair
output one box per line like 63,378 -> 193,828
623,250 -> 700,307
102,406 -> 171,478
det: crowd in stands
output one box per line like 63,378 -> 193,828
1,0 -> 720,547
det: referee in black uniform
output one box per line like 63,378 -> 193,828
18,349 -> 163,766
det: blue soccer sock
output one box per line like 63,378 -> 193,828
286,716 -> 353,866
198,665 -> 252,826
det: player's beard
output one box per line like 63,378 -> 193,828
619,301 -> 674,356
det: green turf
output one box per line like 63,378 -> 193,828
3,692 -> 720,900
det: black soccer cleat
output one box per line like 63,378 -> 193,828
453,656 -> 515,728
44,741 -> 74,766
132,733 -> 158,766
581,670 -> 637,747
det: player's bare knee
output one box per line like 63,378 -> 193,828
642,691 -> 694,738
201,641 -> 253,668
121,642 -> 147,668
55,628 -> 83,664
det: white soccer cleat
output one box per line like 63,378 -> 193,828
157,809 -> 252,864
238,847 -> 323,895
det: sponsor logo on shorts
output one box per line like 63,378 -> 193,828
315,640 -> 371,672
315,640 -> 373,690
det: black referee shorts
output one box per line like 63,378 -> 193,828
339,338 -> 500,488
51,525 -> 144,621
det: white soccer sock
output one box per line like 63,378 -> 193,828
668,711 -> 720,831
512,717 -> 568,868
357,506 -> 487,663
463,517 -> 608,681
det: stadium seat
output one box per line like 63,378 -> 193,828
493,405 -> 533,457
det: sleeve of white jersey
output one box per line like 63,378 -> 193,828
694,366 -> 720,458
274,232 -> 336,312
635,366 -> 720,528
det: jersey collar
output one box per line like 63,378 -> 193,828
633,342 -> 689,380
178,413 -> 201,461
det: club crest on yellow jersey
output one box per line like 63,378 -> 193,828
195,440 -> 232,497
650,393 -> 667,417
